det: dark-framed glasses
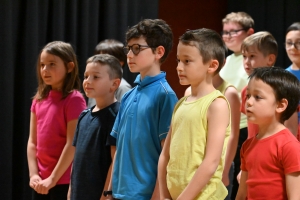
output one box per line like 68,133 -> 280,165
285,41 -> 300,50
221,29 -> 246,38
123,44 -> 152,55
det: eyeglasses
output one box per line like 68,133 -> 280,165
285,41 -> 300,50
221,29 -> 246,38
123,44 -> 153,55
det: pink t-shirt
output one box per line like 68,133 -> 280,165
241,86 -> 259,138
241,129 -> 300,199
31,90 -> 86,184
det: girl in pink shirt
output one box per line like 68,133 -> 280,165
27,41 -> 86,200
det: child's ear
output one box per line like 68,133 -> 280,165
155,46 -> 165,60
267,54 -> 276,66
110,78 -> 121,92
207,59 -> 219,74
246,28 -> 254,36
276,98 -> 288,114
67,62 -> 75,73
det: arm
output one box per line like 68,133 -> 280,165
151,139 -> 167,200
284,111 -> 298,137
177,97 -> 230,200
223,87 -> 241,186
100,146 -> 116,200
286,171 -> 300,200
104,150 -> 116,200
35,119 -> 77,194
27,112 -> 42,189
158,129 -> 172,200
235,171 -> 248,200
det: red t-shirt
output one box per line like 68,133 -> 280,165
241,86 -> 259,138
31,90 -> 86,184
241,129 -> 300,199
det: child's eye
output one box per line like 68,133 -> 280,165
176,59 -> 180,63
246,94 -> 250,99
254,95 -> 261,100
184,60 -> 190,64
84,75 -> 88,80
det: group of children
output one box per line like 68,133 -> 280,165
27,13 -> 300,200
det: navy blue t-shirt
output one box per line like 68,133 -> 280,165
71,102 -> 119,200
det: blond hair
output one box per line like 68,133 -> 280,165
241,31 -> 278,59
222,12 -> 254,30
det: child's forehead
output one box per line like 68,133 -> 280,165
40,51 -> 61,62
177,42 -> 201,55
248,78 -> 274,93
223,21 -> 243,29
127,36 -> 147,45
242,45 -> 261,54
86,62 -> 109,71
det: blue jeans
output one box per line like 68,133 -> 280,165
224,162 -> 234,200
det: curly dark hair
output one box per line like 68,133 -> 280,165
125,19 -> 173,64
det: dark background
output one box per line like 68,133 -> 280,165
0,0 -> 299,199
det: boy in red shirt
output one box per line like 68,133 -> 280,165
236,67 -> 300,200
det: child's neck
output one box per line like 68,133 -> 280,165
139,63 -> 161,80
93,96 -> 116,112
188,80 -> 215,101
212,74 -> 224,89
256,121 -> 285,139
291,62 -> 300,70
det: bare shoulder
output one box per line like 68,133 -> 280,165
209,97 -> 229,112
224,86 -> 239,98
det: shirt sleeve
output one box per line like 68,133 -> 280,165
281,140 -> 300,174
158,92 -> 178,140
240,86 -> 247,114
30,99 -> 37,113
65,91 -> 87,122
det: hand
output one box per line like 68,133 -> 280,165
35,176 -> 56,194
222,172 -> 230,186
29,174 -> 42,189
237,170 -> 242,184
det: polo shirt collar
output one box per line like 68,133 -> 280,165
134,72 -> 166,88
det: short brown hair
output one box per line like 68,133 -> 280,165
94,39 -> 126,67
125,19 -> 173,64
241,31 -> 278,60
86,54 -> 122,80
222,12 -> 254,30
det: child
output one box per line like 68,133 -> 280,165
240,31 -> 278,139
69,54 -> 122,200
285,22 -> 300,140
220,12 -> 254,198
158,28 -> 230,199
184,64 -> 240,200
236,67 -> 300,200
27,41 -> 86,199
104,19 -> 178,200
88,39 -> 132,107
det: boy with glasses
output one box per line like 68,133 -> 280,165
285,22 -> 300,141
219,11 -> 254,200
104,19 -> 178,200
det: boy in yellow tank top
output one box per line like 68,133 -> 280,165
158,28 -> 231,199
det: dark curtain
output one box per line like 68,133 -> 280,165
0,1 -> 158,199
227,0 -> 300,68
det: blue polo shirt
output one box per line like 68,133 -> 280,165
111,72 -> 178,200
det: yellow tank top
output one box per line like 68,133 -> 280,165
167,90 -> 230,199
